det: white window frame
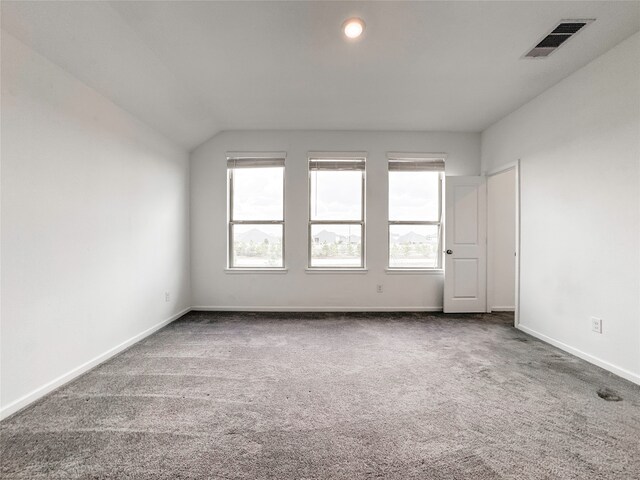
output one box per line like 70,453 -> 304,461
307,152 -> 367,270
227,152 -> 286,270
387,153 -> 445,271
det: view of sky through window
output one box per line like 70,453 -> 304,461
388,171 -> 439,221
232,167 -> 284,221
310,171 -> 362,220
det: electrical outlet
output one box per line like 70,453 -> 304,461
376,284 -> 383,294
591,317 -> 602,334
165,292 -> 171,303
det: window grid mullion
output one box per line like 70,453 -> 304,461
309,220 -> 364,225
387,169 -> 443,270
231,220 -> 284,225
228,165 -> 285,269
388,221 -> 441,226
308,163 -> 366,269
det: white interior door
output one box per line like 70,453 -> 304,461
444,176 -> 487,313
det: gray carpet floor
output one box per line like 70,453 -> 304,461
1,311 -> 639,479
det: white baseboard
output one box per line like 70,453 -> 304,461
0,307 -> 191,421
518,324 -> 640,386
490,306 -> 516,312
191,305 -> 443,312
7,308 -> 635,421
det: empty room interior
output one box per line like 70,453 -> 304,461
1,1 -> 639,478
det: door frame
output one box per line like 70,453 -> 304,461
485,160 -> 521,327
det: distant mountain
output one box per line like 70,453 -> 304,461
397,231 -> 428,244
236,228 -> 278,244
314,229 -> 338,244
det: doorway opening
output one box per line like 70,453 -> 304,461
486,164 -> 519,325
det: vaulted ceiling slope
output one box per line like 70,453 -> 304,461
2,1 -> 639,150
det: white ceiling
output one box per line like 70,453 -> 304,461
2,1 -> 639,150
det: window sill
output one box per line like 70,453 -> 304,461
305,268 -> 368,274
385,268 -> 444,275
224,268 -> 288,274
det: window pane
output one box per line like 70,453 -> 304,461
310,171 -> 362,220
389,171 -> 439,221
232,167 -> 283,221
389,224 -> 439,268
232,224 -> 283,268
310,224 -> 362,267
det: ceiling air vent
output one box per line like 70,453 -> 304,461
524,19 -> 594,58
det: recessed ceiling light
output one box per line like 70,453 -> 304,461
343,17 -> 365,39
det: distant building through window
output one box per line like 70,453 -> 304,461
227,153 -> 285,268
387,154 -> 444,269
308,153 -> 366,268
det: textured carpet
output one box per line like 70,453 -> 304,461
1,311 -> 639,479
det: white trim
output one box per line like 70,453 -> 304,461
387,152 -> 448,161
308,151 -> 367,160
518,324 -> 640,386
385,268 -> 444,275
305,268 -> 368,274
0,307 -> 191,421
224,268 -> 288,274
4,302 -> 637,420
514,159 -> 521,327
489,306 -> 516,312
192,305 -> 443,312
485,161 -> 517,177
226,151 -> 287,160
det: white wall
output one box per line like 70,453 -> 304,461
487,168 -> 516,311
0,32 -> 191,417
482,32 -> 640,384
191,130 -> 480,310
